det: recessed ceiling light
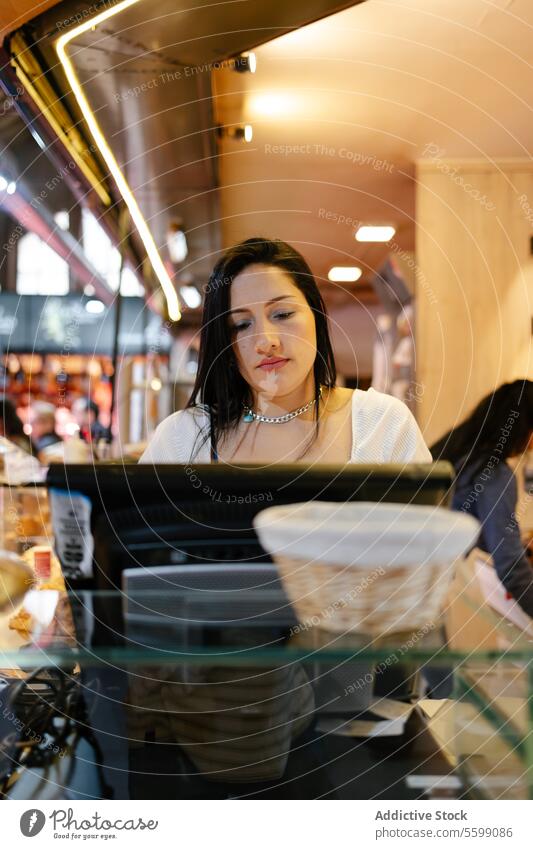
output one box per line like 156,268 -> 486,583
328,266 -> 362,283
85,299 -> 105,314
355,225 -> 396,243
6,181 -> 16,195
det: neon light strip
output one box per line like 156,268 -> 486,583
56,0 -> 181,320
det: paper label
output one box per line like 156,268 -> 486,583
50,488 -> 94,579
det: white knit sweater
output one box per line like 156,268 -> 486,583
139,388 -> 432,464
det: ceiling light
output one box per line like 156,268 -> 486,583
6,181 -> 16,195
180,285 -> 202,309
234,52 -> 257,73
85,299 -> 105,314
150,377 -> 162,391
167,222 -> 188,264
218,124 -> 253,143
84,284 -> 95,296
355,225 -> 396,243
328,266 -> 362,283
0,176 -> 7,191
54,210 -> 70,230
56,0 -> 181,321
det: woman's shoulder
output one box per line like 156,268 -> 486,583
138,405 -> 210,464
351,388 -> 432,463
352,387 -> 411,421
153,405 -> 209,433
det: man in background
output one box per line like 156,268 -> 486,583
29,402 -> 62,453
71,397 -> 110,444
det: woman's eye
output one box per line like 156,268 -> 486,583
232,320 -> 252,332
273,311 -> 295,320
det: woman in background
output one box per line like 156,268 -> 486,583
431,380 -> 533,617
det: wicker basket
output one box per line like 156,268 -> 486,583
254,502 -> 480,637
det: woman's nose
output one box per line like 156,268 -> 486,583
254,324 -> 280,353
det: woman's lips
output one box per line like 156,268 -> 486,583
257,358 -> 289,371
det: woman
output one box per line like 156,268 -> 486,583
431,380 -> 533,617
141,238 -> 431,466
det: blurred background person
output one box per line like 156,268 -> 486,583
29,401 -> 62,453
0,396 -> 34,454
71,397 -> 111,444
431,379 -> 533,617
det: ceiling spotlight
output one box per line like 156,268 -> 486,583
328,266 -> 362,283
233,52 -> 257,73
180,285 -> 202,309
0,176 -> 7,191
167,221 -> 188,264
6,181 -> 16,195
355,225 -> 396,243
217,124 -> 253,143
85,299 -> 105,314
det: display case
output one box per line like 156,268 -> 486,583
1,576 -> 532,800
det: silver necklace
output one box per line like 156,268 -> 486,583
243,388 -> 322,424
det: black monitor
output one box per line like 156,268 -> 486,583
45,461 -> 453,652
46,461 -> 453,592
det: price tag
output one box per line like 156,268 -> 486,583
49,488 -> 94,579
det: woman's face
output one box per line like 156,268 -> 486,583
228,264 -> 317,401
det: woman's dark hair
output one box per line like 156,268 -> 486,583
187,237 -> 337,457
430,380 -> 533,480
0,396 -> 26,440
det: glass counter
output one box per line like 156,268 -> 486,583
1,581 -> 532,801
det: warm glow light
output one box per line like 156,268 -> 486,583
355,225 -> 396,243
244,124 -> 253,143
249,93 -> 295,118
55,0 -> 181,321
150,377 -> 163,391
328,266 -> 362,283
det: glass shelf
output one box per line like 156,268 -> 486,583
2,587 -> 533,668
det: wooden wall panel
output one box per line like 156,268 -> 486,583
416,160 -> 533,446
